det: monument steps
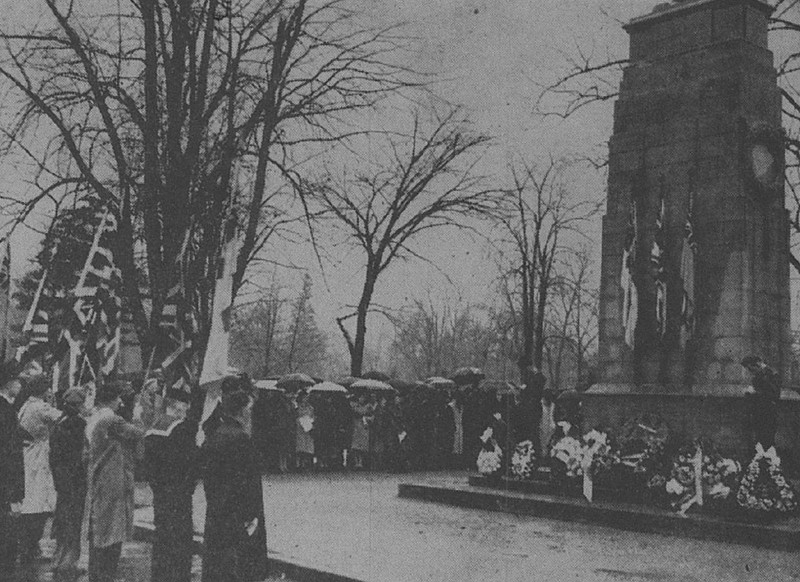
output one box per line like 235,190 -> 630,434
398,476 -> 800,551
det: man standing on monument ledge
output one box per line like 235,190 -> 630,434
741,356 -> 781,449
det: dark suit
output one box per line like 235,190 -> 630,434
201,418 -> 267,582
0,394 -> 24,579
49,411 -> 86,575
144,420 -> 198,582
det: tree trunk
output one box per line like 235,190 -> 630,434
351,268 -> 378,377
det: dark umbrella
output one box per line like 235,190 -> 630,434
336,376 -> 361,388
362,370 -> 391,381
350,378 -> 396,393
451,367 -> 485,385
478,379 -> 518,395
275,372 -> 315,391
308,381 -> 348,393
424,376 -> 457,390
254,379 -> 284,392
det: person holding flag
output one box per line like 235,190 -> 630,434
144,383 -> 201,582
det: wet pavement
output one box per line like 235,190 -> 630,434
133,470 -> 800,582
5,527 -> 285,582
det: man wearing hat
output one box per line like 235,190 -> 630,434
84,381 -> 144,582
0,366 -> 24,581
49,387 -> 88,581
201,374 -> 267,582
144,384 -> 199,582
741,355 -> 781,448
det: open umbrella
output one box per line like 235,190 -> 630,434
308,381 -> 348,393
451,366 -> 485,385
478,379 -> 519,395
350,378 -> 396,393
336,376 -> 361,388
362,370 -> 391,381
254,379 -> 283,391
275,372 -> 315,391
424,376 -> 456,390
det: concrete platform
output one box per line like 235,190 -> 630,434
398,477 -> 800,551
133,472 -> 800,582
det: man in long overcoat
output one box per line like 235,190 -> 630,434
84,382 -> 144,582
201,376 -> 268,582
144,386 -> 199,582
49,387 -> 88,580
0,370 -> 24,581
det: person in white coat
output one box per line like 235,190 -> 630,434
17,374 -> 62,564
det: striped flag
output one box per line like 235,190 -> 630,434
620,200 -> 638,348
0,239 -> 10,362
680,194 -> 697,342
158,231 -> 198,394
72,208 -> 122,382
651,194 -> 667,339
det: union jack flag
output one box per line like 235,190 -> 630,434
650,193 -> 667,339
72,209 -> 122,382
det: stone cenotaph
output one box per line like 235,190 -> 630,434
582,0 -> 800,461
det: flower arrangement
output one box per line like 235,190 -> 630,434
477,445 -> 502,475
510,440 -> 536,480
582,430 -> 620,479
736,445 -> 797,513
662,440 -> 741,511
616,414 -> 671,487
476,426 -> 502,476
550,436 -> 585,478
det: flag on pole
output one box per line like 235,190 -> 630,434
621,200 -> 638,349
650,194 -> 667,339
72,209 -> 122,383
197,221 -> 239,445
679,194 -> 697,345
0,239 -> 10,362
200,220 -> 237,386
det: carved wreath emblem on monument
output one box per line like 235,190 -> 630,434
742,121 -> 783,200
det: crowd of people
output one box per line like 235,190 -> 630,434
250,374 -> 578,475
0,362 -> 569,582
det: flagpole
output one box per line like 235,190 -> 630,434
76,209 -> 110,291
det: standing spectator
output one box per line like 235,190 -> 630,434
741,355 -> 781,448
0,369 -> 24,582
144,386 -> 199,582
274,391 -> 295,473
447,392 -> 465,468
85,382 -> 145,582
349,395 -> 371,469
49,387 -> 88,581
17,374 -> 62,565
294,391 -> 315,470
201,377 -> 267,582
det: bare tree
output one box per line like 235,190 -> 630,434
495,157 -> 600,387
541,247 -> 599,392
0,0 -> 412,361
302,109 -> 498,376
390,295 -> 503,380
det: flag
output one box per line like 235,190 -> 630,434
621,200 -> 638,348
18,265 -> 50,364
0,239 -> 10,362
650,194 -> 667,339
679,194 -> 697,345
158,231 -> 198,394
72,209 -> 122,382
200,220 -> 238,386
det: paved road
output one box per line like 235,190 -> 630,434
6,525 -> 286,582
134,470 -> 800,582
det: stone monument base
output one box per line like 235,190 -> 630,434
582,385 -> 800,475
